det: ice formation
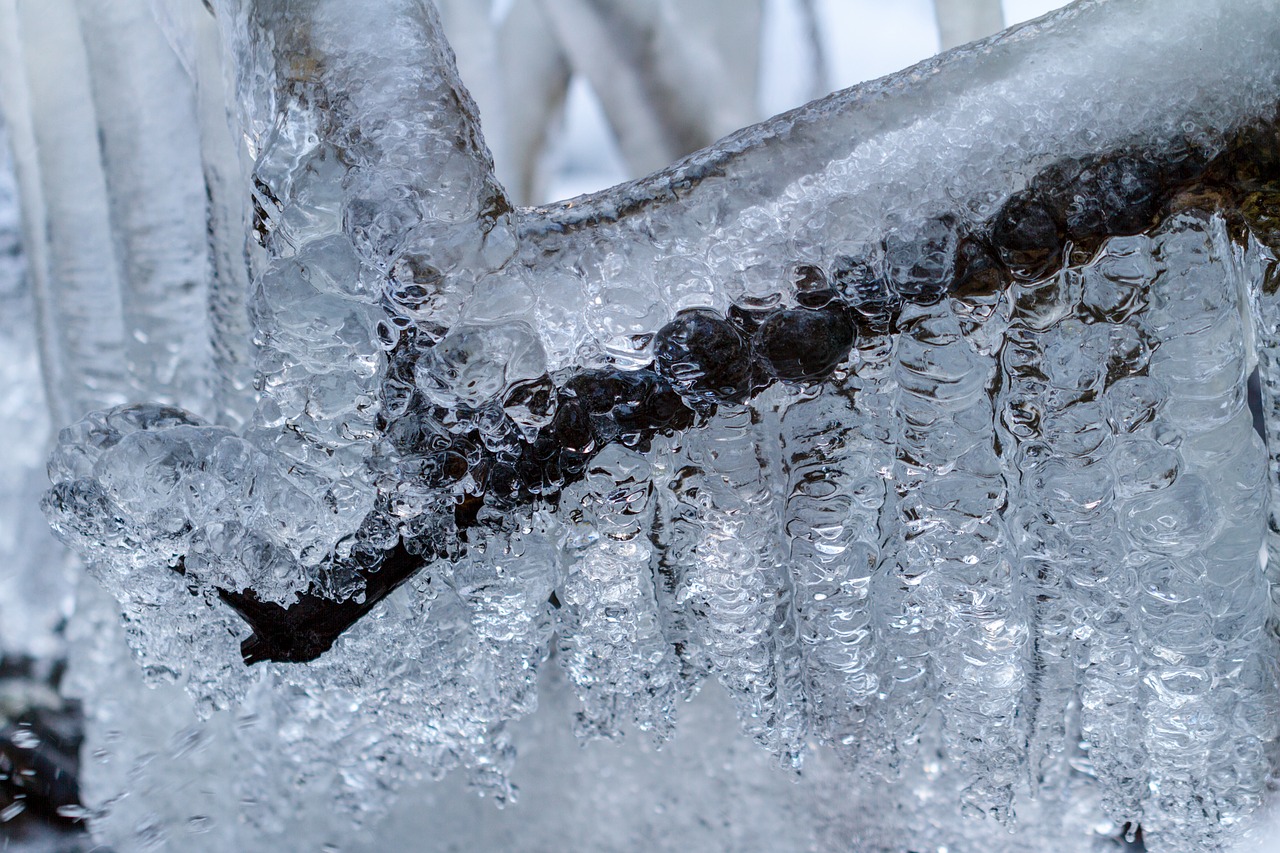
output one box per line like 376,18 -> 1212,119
8,0 -> 1280,849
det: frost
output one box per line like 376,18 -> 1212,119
8,0 -> 1280,851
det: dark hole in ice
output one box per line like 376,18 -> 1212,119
1249,365 -> 1265,442
790,263 -> 831,305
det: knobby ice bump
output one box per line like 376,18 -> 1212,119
27,0 -> 1280,850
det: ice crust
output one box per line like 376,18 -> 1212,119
15,0 -> 1280,850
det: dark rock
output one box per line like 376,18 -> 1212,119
989,189 -> 1064,277
1062,154 -> 1161,242
653,309 -> 754,404
754,305 -> 856,383
953,238 -> 1003,297
565,368 -> 695,444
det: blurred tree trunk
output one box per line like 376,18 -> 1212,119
933,0 -> 1004,49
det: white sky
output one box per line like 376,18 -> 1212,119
817,0 -> 1069,94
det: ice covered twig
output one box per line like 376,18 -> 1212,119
37,0 -> 1280,847
180,0 -> 1280,664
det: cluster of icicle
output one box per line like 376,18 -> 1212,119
9,0 -> 1280,850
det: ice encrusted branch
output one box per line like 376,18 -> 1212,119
31,0 -> 1280,850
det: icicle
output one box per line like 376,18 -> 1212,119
0,118 -> 65,660
1245,221 -> 1280,713
145,0 -> 258,427
650,434 -> 713,697
448,515 -> 559,723
1001,253 -> 1130,797
557,445 -> 677,738
795,0 -> 830,101
880,294 -> 1028,818
190,2 -> 257,428
675,399 -> 807,765
74,0 -> 215,417
0,0 -> 129,424
536,0 -> 760,177
1001,237 -> 1155,826
1127,212 -> 1272,848
780,375 -> 888,753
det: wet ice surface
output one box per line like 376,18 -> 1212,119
25,0 -> 1280,850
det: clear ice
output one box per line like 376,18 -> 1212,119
5,0 -> 1280,850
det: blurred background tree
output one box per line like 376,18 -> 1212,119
434,0 -> 1067,205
